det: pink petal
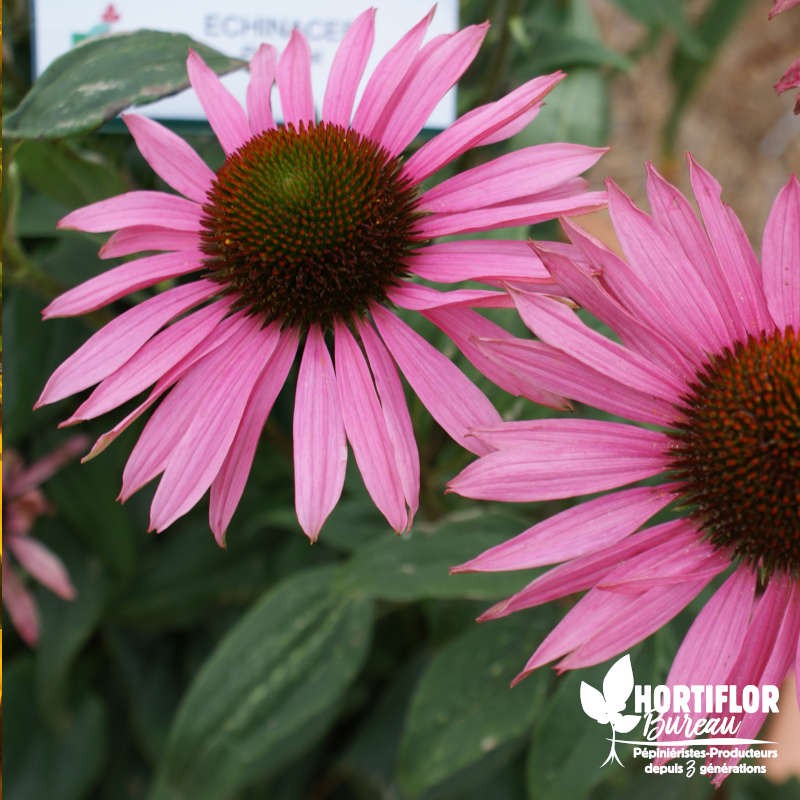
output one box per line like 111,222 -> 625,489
357,319 -> 420,517
209,328 -> 299,546
537,231 -> 694,378
66,299 -> 231,424
417,191 -> 607,238
149,319 -> 282,532
277,29 -> 315,127
335,322 -> 407,532
423,306 -> 568,409
3,562 -> 40,646
775,57 -> 800,97
407,239 -> 554,285
58,191 -> 203,233
656,568 -> 756,749
448,420 -> 667,502
187,49 -> 250,156
474,336 -> 675,426
761,174 -> 800,330
37,280 -> 218,406
8,535 -> 76,599
293,326 -> 347,540
688,156 -> 774,334
607,180 -> 730,356
123,113 -> 215,203
322,8 -> 375,126
370,304 -> 501,456
120,313 -> 255,499
352,8 -> 435,139
43,250 -> 205,318
454,484 -> 678,573
375,23 -> 489,156
404,72 -> 565,183
769,0 -> 800,19
100,227 -> 200,259
645,163 -> 745,342
482,522 -> 681,621
246,44 -> 277,135
420,144 -> 606,213
388,283 -> 511,311
556,574 -> 715,670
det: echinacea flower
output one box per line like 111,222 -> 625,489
3,437 -> 88,645
449,159 -> 799,782
36,8 -> 605,545
770,0 -> 800,113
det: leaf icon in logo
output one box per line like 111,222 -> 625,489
578,654 -> 641,767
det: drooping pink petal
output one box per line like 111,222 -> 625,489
277,29 -> 315,127
120,313 -> 255,499
352,7 -> 435,138
404,72 -> 565,183
388,283 -> 512,311
449,419 -> 667,502
420,144 -> 606,213
99,227 -> 200,259
775,57 -> 800,104
480,522 -> 682,622
769,0 -> 800,19
5,436 -> 90,498
123,113 -> 215,203
536,233 -> 694,379
509,288 -> 684,403
335,322 -> 407,532
607,180 -> 730,356
58,191 -> 203,233
555,574 -> 716,670
688,156 -> 774,334
246,43 -> 277,135
375,23 -> 489,156
37,280 -> 218,407
3,562 -> 40,646
406,239 -> 553,285
357,319 -> 420,517
761,174 -> 800,330
66,299 -> 231,424
149,320 -> 282,532
473,336 -> 675,425
423,306 -> 569,409
322,8 -> 376,126
293,326 -> 347,540
453,484 -> 678,573
43,250 -> 205,318
370,304 -> 502,456
645,163 -> 745,342
417,191 -> 607,238
209,328 -> 299,546
187,49 -> 250,156
7,535 -> 76,599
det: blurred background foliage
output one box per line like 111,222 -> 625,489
3,0 -> 799,798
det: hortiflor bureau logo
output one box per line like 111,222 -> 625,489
579,655 -> 780,779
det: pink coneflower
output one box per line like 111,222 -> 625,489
770,0 -> 800,113
3,437 -> 88,645
36,8 -> 605,544
449,159 -> 799,782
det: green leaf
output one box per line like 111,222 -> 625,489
397,613 -> 556,796
34,529 -> 109,719
510,69 -> 609,147
336,510 -> 536,602
5,658 -> 108,800
15,140 -> 127,208
5,30 -> 245,140
151,565 -> 373,800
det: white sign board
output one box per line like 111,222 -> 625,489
32,1 -> 459,128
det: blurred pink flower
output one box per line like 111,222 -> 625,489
3,437 -> 88,645
37,8 -> 605,544
770,0 -> 800,112
449,160 -> 799,783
